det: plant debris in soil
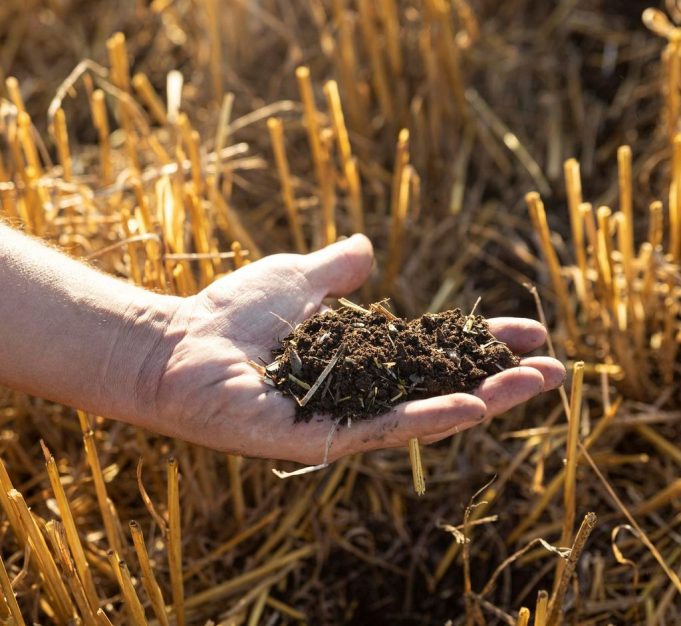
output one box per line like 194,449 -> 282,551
265,302 -> 520,422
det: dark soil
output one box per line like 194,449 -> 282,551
265,304 -> 520,422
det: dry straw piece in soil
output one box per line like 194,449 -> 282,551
0,0 -> 680,624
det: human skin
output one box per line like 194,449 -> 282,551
0,224 -> 565,464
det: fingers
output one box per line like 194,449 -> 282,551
487,317 -> 547,354
520,356 -> 566,391
421,362 -> 561,445
302,234 -> 374,296
329,393 -> 486,460
473,366 -> 544,418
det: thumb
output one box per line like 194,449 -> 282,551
302,234 -> 374,296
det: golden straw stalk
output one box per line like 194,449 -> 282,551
564,158 -> 587,275
526,192 -> 578,342
107,552 -> 148,626
535,590 -> 548,626
129,521 -> 170,626
408,438 -> 426,496
0,554 -> 26,626
648,200 -> 663,249
295,66 -> 325,188
42,443 -> 99,613
83,430 -> 124,556
670,134 -> 681,260
323,80 -> 365,234
167,457 -> 185,626
97,608 -> 116,626
548,513 -> 597,626
515,607 -> 530,626
91,90 -> 113,184
383,129 -> 411,293
46,521 -> 98,626
132,73 -> 168,126
17,112 -> 41,174
267,117 -> 307,253
319,128 -> 337,246
617,145 -> 634,260
5,76 -> 26,112
52,108 -> 73,182
554,361 -> 584,592
8,490 -> 75,623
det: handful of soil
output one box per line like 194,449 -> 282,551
265,302 -> 520,422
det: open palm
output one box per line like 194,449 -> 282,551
150,235 -> 564,464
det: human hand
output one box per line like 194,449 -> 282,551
142,235 -> 565,464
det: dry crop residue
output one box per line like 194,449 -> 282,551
265,306 -> 520,422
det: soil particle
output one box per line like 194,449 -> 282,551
265,304 -> 520,422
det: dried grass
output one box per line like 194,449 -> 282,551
0,0 -> 679,624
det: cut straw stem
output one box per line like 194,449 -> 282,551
547,513 -> 597,626
17,112 -> 41,174
5,76 -> 26,112
83,430 -> 124,556
46,521 -> 98,626
554,361 -> 584,591
0,553 -> 26,626
670,134 -> 681,260
42,444 -> 99,613
107,551 -> 148,626
267,117 -> 307,253
295,66 -> 325,188
617,145 -> 634,259
383,129 -> 411,293
535,590 -> 548,626
132,73 -> 168,126
0,458 -> 26,547
106,32 -> 139,171
319,129 -> 337,246
96,608 -> 116,626
564,158 -> 587,275
408,438 -> 426,496
167,458 -> 185,626
648,200 -> 663,249
643,7 -> 678,40
515,607 -> 530,626
8,490 -> 74,623
129,521 -> 170,626
323,80 -> 365,234
526,192 -> 578,342
614,212 -> 634,286
91,90 -> 112,184
595,206 -> 614,296
507,398 -> 620,545
52,108 -> 73,182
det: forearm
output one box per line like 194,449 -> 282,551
0,222 -> 180,422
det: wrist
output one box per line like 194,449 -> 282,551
102,289 -> 185,425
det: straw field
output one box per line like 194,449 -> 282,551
0,0 -> 680,623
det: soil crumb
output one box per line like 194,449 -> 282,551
265,303 -> 520,422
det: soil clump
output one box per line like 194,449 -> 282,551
265,303 -> 520,422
